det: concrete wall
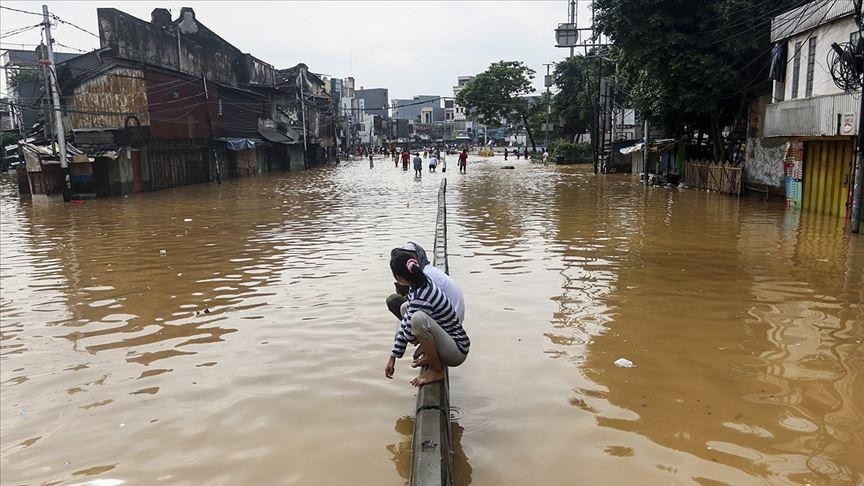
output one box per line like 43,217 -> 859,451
97,8 -> 274,89
744,95 -> 786,193
744,137 -> 786,193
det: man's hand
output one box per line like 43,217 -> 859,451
385,356 -> 396,379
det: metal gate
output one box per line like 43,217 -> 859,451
802,141 -> 854,217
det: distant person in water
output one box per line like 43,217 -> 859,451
504,148 -> 509,161
524,147 -> 529,160
401,149 -> 410,171
413,153 -> 423,177
458,149 -> 468,174
385,249 -> 469,386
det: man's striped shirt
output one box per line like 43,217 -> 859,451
391,280 -> 470,358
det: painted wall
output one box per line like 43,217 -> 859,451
782,15 -> 857,100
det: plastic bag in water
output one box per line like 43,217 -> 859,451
614,358 -> 635,368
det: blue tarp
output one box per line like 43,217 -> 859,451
218,138 -> 260,151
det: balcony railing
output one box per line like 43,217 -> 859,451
764,92 -> 859,138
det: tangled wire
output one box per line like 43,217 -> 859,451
828,37 -> 864,92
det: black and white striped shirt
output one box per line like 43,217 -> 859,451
391,280 -> 470,358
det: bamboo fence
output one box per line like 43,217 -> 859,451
683,160 -> 742,196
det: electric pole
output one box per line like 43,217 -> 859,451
569,0 -> 576,58
544,63 -> 554,151
849,84 -> 863,233
42,4 -> 70,201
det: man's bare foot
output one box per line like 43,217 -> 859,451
411,369 -> 445,387
411,357 -> 429,368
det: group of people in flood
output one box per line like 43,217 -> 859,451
384,242 -> 469,387
386,148 -> 470,177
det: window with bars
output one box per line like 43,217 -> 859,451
805,37 -> 817,97
791,41 -> 802,99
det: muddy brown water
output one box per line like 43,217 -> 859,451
1,157 -> 862,485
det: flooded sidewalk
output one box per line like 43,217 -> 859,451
1,156 -> 862,484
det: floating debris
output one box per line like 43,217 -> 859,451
614,358 -> 635,368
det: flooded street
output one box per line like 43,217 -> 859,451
1,156 -> 862,485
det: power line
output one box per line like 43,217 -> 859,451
1,23 -> 43,39
49,14 -> 99,39
0,5 -> 42,16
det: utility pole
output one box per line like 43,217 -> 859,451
594,56 -> 602,175
298,68 -> 309,168
202,76 -> 220,184
42,4 -> 70,201
544,63 -> 553,151
569,0 -> 576,58
845,1 -> 863,233
38,43 -> 56,156
643,118 -> 649,186
850,90 -> 863,233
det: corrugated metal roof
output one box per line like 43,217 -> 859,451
258,127 -> 295,144
771,0 -> 856,42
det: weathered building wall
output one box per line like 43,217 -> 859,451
216,87 -> 268,139
66,67 -> 150,130
145,71 -> 214,140
745,138 -> 786,193
287,145 -> 305,171
745,95 -> 786,193
145,139 -> 211,191
97,8 -> 275,89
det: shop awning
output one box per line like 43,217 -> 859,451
258,127 -> 295,144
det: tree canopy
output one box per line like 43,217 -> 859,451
456,60 -> 539,150
593,0 -> 807,160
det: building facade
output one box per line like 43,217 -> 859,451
355,88 -> 389,119
15,7 -> 338,198
746,0 -> 860,221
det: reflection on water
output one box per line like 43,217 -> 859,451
387,415 -> 472,486
2,157 -> 861,484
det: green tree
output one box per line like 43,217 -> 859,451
456,61 -> 539,151
594,0 -> 807,161
552,54 -> 617,144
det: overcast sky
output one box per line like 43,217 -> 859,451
1,1 -> 595,99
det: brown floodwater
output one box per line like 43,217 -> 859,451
1,156 -> 862,485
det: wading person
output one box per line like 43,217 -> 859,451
413,152 -> 423,177
524,147 -> 529,160
429,154 -> 438,173
504,148 -> 508,161
384,251 -> 470,386
458,149 -> 468,174
369,151 -> 374,169
439,150 -> 447,172
401,149 -> 410,171
543,149 -> 549,166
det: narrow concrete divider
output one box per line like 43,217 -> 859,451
410,178 -> 454,486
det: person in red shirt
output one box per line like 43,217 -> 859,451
458,149 -> 468,174
401,149 -> 410,171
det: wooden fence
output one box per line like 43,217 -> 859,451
683,160 -> 743,196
